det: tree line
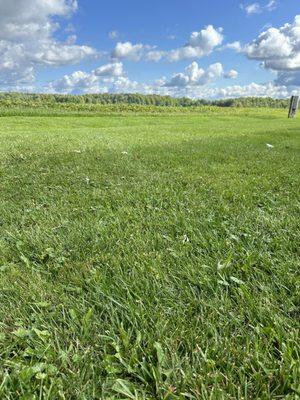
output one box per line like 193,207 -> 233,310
0,92 -> 289,108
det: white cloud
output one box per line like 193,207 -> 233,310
0,0 -> 97,88
167,25 -> 224,62
148,81 -> 293,99
209,82 -> 291,98
164,62 -> 238,87
159,81 -> 292,99
48,62 -> 126,93
94,62 -> 123,77
187,26 -> 224,52
31,42 -> 96,66
241,3 -> 262,15
224,70 -> 239,79
159,82 -> 294,99
220,41 -> 242,52
245,15 -> 300,71
165,73 -> 190,87
111,42 -> 149,61
65,34 -> 77,45
265,54 -> 300,71
245,29 -> 292,59
46,62 -> 295,99
110,76 -> 140,93
111,25 -> 224,63
266,0 -> 277,11
241,1 -> 277,15
0,0 -> 77,30
49,60 -> 240,94
146,50 -> 166,62
49,70 -> 99,93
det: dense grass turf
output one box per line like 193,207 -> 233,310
0,109 -> 299,399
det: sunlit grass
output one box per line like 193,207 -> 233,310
0,109 -> 299,399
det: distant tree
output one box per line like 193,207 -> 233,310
0,92 -> 289,109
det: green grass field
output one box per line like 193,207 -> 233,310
0,109 -> 299,399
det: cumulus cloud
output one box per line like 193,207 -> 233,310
224,70 -> 239,79
111,25 -> 224,63
49,70 -> 99,93
48,62 -> 126,93
0,0 -> 77,34
49,72 -> 148,95
209,82 -> 291,98
50,60 -> 238,95
165,73 -> 190,88
167,25 -> 224,62
0,0 -> 97,88
47,62 -> 295,100
146,50 -> 166,62
159,82 -> 294,100
219,41 -> 242,52
110,76 -> 140,93
245,15 -> 300,71
111,42 -> 151,61
94,62 -> 123,77
152,80 -> 293,100
164,62 -> 237,87
170,81 -> 291,99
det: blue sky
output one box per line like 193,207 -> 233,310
0,0 -> 300,98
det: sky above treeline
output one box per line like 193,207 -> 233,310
0,0 -> 299,99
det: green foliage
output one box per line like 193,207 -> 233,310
0,92 -> 289,114
0,110 -> 299,398
211,97 -> 289,108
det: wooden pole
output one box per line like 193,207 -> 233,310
288,96 -> 299,118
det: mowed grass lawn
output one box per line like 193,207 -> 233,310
0,109 -> 299,399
